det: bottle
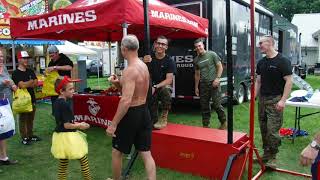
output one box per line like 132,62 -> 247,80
306,89 -> 313,99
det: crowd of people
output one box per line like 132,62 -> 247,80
0,35 -> 319,180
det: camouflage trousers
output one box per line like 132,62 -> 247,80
199,81 -> 226,127
150,86 -> 172,124
258,95 -> 283,155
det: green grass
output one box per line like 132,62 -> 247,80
306,75 -> 320,90
292,75 -> 319,91
87,76 -> 109,90
1,76 -> 320,179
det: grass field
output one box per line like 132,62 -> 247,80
1,75 -> 319,180
86,76 -> 109,90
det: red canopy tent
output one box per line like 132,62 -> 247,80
10,0 -> 208,41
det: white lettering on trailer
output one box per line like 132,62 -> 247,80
177,64 -> 193,68
175,56 -> 184,63
173,55 -> 194,68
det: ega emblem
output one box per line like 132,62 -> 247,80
87,98 -> 100,116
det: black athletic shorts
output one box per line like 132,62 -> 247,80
112,104 -> 152,154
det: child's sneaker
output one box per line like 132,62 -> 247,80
0,159 -> 18,165
21,138 -> 31,145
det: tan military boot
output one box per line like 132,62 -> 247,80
202,119 -> 210,128
253,150 -> 272,163
153,118 -> 163,129
265,158 -> 277,169
218,121 -> 227,130
157,109 -> 169,129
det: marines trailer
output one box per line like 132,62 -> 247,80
161,0 -> 299,104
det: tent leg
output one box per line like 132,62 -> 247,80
109,42 -> 112,76
222,154 -> 237,180
122,150 -> 139,179
12,40 -> 16,70
226,0 -> 233,144
250,144 -> 312,179
122,23 -> 128,68
97,59 -> 100,88
248,0 -> 256,178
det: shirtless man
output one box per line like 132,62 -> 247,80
106,35 -> 156,180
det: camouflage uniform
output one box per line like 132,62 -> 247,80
194,51 -> 226,127
150,86 -> 172,123
146,54 -> 175,129
258,95 -> 283,156
256,53 -> 292,163
199,82 -> 226,127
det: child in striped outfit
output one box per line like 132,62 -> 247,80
51,76 -> 92,180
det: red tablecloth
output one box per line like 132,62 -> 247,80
73,94 -> 120,129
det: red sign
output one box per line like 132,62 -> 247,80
73,94 -> 120,129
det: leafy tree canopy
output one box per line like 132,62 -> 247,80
260,0 -> 320,21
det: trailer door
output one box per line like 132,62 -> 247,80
163,1 -> 204,100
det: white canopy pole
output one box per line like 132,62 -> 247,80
12,40 -> 16,70
108,42 -> 112,76
97,57 -> 100,88
122,23 -> 128,68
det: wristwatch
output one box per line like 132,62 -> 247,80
153,85 -> 158,89
54,66 -> 57,70
310,140 -> 320,150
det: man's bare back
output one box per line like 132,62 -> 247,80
121,58 -> 149,107
107,35 -> 156,180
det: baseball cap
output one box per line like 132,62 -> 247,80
47,45 -> 59,54
55,76 -> 81,93
17,51 -> 30,59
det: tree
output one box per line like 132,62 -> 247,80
47,0 -> 76,11
259,0 -> 268,6
261,0 -> 320,21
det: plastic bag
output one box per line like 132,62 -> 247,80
12,88 -> 33,113
0,99 -> 15,140
42,71 -> 59,96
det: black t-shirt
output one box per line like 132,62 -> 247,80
256,53 -> 292,96
12,68 -> 37,103
147,54 -> 176,85
48,53 -> 74,77
54,98 -> 76,132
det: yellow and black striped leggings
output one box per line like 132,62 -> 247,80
58,155 -> 92,180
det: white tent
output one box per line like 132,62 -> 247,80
56,41 -> 97,55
